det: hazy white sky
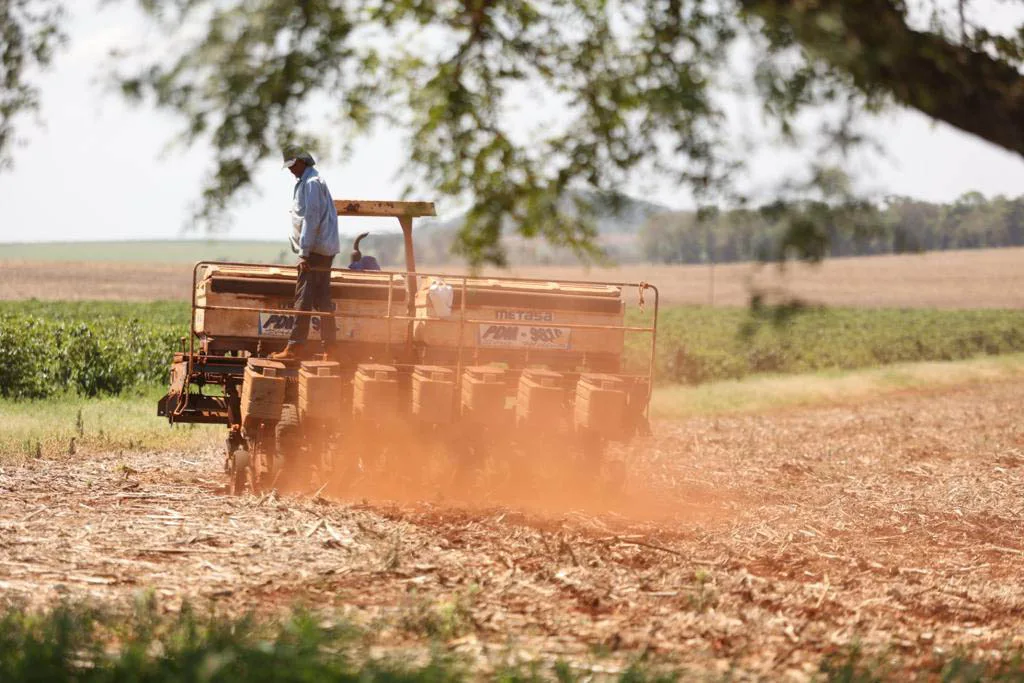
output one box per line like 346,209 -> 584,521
0,1 -> 1022,245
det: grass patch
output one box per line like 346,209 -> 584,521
650,352 -> 1024,418
0,386 -> 218,462
2,600 -> 1024,681
397,588 -> 479,641
6,354 -> 1019,463
0,599 -> 677,682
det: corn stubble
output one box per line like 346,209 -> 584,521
2,380 -> 1024,677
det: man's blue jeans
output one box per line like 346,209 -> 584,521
289,253 -> 337,346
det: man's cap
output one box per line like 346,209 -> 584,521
282,148 -> 316,169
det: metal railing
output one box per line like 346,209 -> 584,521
177,261 -> 659,419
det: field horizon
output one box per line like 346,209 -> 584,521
4,245 -> 1024,308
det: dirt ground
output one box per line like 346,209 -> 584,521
2,381 -> 1024,677
5,247 -> 1024,307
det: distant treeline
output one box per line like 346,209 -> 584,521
640,192 -> 1024,265
358,192 -> 1024,267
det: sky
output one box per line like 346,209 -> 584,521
0,2 -> 1022,245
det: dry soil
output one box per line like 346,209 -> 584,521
2,380 -> 1023,676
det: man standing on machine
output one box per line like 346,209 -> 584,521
270,148 -> 340,360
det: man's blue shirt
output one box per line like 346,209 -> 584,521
290,167 -> 340,258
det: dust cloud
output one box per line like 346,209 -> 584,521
277,419 -> 733,525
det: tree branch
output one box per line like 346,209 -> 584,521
744,0 -> 1024,157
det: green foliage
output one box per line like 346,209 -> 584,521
4,2 -> 1024,263
817,644 -> 1024,682
0,600 -> 677,682
746,0 -> 1024,160
0,599 -> 434,682
111,0 -> 739,264
2,601 -> 1024,681
0,0 -> 67,171
397,588 -> 478,641
0,300 -> 190,324
629,306 -> 1024,385
106,0 -> 1024,264
0,301 -> 188,399
0,315 -> 55,399
4,300 -> 1024,400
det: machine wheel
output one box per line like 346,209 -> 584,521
275,404 -> 302,489
243,424 -> 276,494
276,404 -> 300,454
230,449 -> 251,496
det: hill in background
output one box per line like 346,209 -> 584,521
379,190 -> 672,266
421,190 -> 670,237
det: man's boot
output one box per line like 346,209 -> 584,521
269,343 -> 301,361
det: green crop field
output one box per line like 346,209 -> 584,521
0,300 -> 189,324
627,305 -> 1024,383
4,300 -> 1024,400
0,301 -> 186,399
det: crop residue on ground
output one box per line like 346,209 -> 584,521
2,380 -> 1024,676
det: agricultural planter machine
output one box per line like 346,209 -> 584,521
158,200 -> 659,495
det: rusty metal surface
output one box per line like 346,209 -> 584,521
332,199 -> 436,218
172,260 -> 658,427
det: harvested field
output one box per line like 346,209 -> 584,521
485,247 -> 1024,309
0,260 -> 189,301
3,380 -> 1024,676
5,247 -> 1024,307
